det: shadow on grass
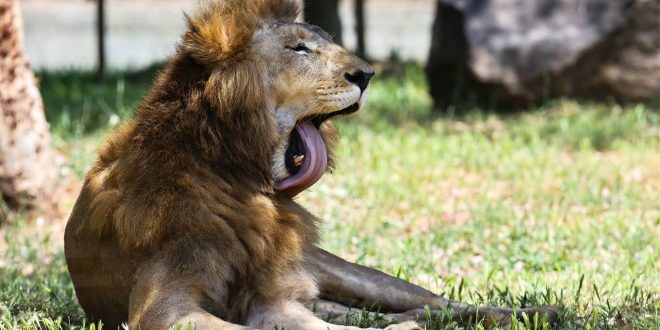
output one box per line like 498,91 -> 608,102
38,64 -> 162,137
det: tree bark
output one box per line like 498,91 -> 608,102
304,0 -> 343,46
0,0 -> 59,214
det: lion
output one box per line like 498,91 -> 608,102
65,0 -> 558,329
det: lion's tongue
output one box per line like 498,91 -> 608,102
275,122 -> 328,197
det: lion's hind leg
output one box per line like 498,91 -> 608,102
309,300 -> 434,330
308,247 -> 560,328
309,299 -> 559,329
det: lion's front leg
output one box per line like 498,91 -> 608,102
307,246 -> 559,328
128,260 -> 253,330
248,301 -> 420,330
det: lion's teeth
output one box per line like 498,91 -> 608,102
294,155 -> 304,167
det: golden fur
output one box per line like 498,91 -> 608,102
64,1 -> 411,329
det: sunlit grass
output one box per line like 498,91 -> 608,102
0,65 -> 658,329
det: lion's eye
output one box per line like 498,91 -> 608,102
289,43 -> 311,55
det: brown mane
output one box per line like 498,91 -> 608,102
84,0 -> 299,249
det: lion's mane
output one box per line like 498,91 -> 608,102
66,0 -> 330,326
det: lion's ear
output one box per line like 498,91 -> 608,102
183,0 -> 302,63
257,0 -> 302,23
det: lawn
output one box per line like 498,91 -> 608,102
0,65 -> 658,329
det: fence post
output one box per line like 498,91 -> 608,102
355,0 -> 366,58
96,0 -> 105,78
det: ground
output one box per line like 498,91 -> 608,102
0,65 -> 658,329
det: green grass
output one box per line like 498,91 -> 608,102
0,65 -> 658,329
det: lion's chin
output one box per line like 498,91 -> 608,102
275,103 -> 360,198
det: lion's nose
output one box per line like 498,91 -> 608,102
344,69 -> 375,92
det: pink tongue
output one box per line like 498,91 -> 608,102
275,122 -> 328,197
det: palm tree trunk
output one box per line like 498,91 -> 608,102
0,0 -> 60,215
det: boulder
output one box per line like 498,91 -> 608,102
426,0 -> 660,108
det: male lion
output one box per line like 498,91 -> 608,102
65,0 -> 558,329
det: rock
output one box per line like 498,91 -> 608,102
426,0 -> 660,109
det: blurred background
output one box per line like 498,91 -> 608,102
1,0 -> 659,329
21,0 -> 432,69
19,0 -> 660,107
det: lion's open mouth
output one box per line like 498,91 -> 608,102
275,103 -> 360,197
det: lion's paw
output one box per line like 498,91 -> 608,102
384,321 -> 423,330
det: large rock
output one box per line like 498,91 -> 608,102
427,0 -> 660,108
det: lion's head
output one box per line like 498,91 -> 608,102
180,0 -> 373,197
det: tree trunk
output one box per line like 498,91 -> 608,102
0,0 -> 59,215
304,0 -> 343,46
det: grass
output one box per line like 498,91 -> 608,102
0,64 -> 658,329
